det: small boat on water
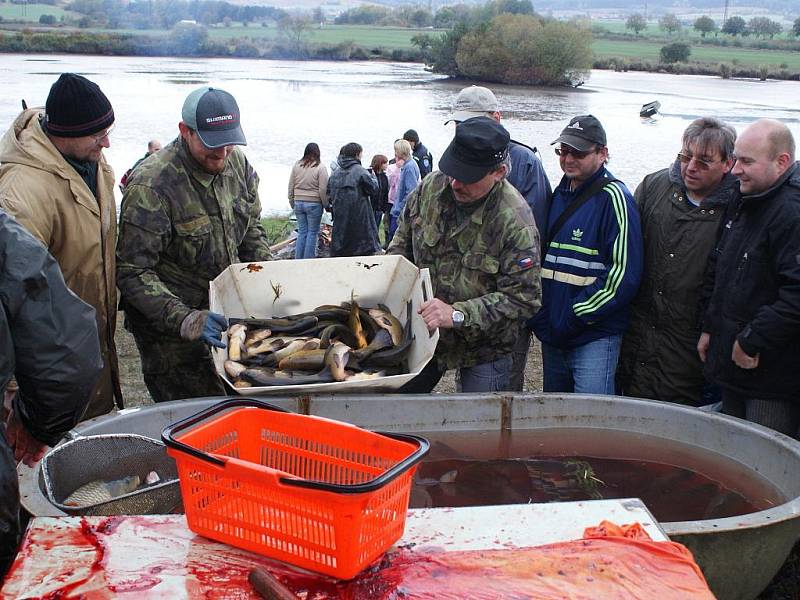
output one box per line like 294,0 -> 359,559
640,100 -> 661,118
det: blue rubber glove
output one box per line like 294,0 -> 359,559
180,310 -> 228,349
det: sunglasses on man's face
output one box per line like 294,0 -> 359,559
555,145 -> 594,159
677,152 -> 721,170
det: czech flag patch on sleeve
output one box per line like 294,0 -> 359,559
518,257 -> 535,270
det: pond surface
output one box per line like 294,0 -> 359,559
2,54 -> 800,214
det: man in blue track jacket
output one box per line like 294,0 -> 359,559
529,115 -> 643,394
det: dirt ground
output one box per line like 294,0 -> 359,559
115,318 -> 797,599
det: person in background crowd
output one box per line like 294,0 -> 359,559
389,139 -> 420,241
700,119 -> 800,439
117,86 -> 271,403
368,154 -> 389,230
120,139 -> 162,190
403,128 -> 433,179
389,117 -> 541,393
618,117 -> 737,406
385,152 -> 404,247
327,142 -> 381,257
0,72 -> 121,419
449,84 -> 553,392
0,209 -> 102,579
528,114 -> 643,394
288,142 -> 329,259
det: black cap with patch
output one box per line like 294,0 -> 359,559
551,114 -> 607,152
439,116 -> 510,184
182,87 -> 246,149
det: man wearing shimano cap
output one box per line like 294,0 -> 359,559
117,87 -> 271,403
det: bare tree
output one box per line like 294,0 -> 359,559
626,13 -> 647,35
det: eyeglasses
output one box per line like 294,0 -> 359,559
677,152 -> 720,170
555,145 -> 594,159
91,124 -> 115,144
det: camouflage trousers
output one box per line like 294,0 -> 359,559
127,318 -> 226,404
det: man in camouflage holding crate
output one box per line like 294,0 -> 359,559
388,117 -> 542,392
117,87 -> 272,403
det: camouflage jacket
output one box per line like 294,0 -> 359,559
388,171 -> 541,369
117,138 -> 272,335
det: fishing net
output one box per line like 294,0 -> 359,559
42,434 -> 182,516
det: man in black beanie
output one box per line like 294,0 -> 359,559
0,72 -> 122,420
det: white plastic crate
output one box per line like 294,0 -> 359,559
209,255 -> 438,394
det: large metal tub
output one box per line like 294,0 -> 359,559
20,393 -> 800,600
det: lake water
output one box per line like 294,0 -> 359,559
2,53 -> 800,215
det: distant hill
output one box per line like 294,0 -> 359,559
225,0 -> 800,15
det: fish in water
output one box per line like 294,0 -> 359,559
62,475 -> 142,507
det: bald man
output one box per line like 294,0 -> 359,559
699,119 -> 800,438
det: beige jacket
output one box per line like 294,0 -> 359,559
0,108 -> 121,419
288,161 -> 328,206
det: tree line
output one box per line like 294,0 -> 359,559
17,0 -> 289,30
625,13 -> 800,40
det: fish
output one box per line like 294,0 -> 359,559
346,300 -> 368,349
369,305 -> 404,346
244,328 -> 272,348
224,360 -> 247,378
241,366 -> 334,386
351,328 -> 394,362
319,323 -> 359,349
277,349 -> 327,371
325,341 -> 351,381
145,471 -> 161,485
272,338 -> 319,363
246,337 -> 286,356
227,323 -> 247,361
62,475 -> 142,507
233,380 -> 253,388
228,316 -> 318,334
345,369 -> 387,381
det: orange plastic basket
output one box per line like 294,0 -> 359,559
162,399 -> 429,579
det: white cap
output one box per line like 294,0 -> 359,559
451,86 -> 499,122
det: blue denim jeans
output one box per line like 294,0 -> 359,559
399,355 -> 513,393
458,355 -> 513,392
294,201 -> 323,259
388,215 -> 399,242
542,334 -> 622,394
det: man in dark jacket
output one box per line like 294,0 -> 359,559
328,142 -> 381,257
403,129 -> 433,179
618,117 -> 737,406
0,210 -> 102,577
700,119 -> 800,438
528,115 -> 643,394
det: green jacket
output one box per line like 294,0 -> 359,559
388,171 -> 541,369
618,163 -> 737,405
116,137 -> 272,335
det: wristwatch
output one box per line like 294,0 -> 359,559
452,309 -> 465,328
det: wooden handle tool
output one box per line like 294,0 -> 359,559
248,567 -> 297,600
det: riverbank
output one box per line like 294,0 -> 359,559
4,25 -> 800,81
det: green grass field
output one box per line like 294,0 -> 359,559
87,24 -> 438,50
592,38 -> 800,68
209,24 -> 438,49
0,2 -> 70,22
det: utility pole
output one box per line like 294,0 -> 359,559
643,0 -> 648,22
722,0 -> 730,28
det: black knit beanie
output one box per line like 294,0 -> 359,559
44,73 -> 114,138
